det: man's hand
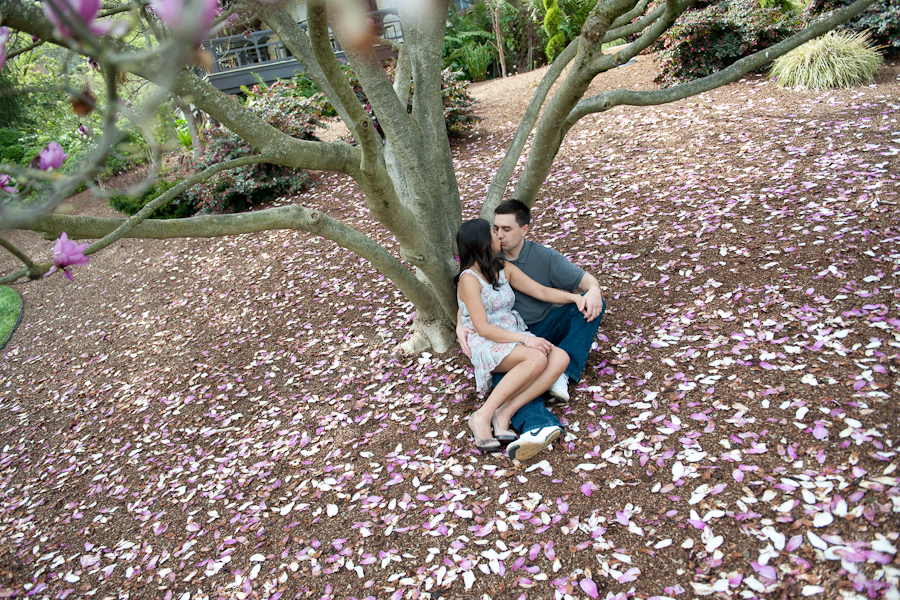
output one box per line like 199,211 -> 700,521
581,287 -> 604,322
457,320 -> 475,357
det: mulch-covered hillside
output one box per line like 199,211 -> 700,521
1,55 -> 899,600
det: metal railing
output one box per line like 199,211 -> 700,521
201,9 -> 403,76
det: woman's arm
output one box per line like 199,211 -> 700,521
458,273 -> 551,352
506,263 -> 587,313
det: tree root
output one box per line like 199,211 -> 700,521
398,315 -> 455,355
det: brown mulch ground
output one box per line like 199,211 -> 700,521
1,54 -> 899,600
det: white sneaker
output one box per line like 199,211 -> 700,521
506,426 -> 562,461
548,374 -> 569,402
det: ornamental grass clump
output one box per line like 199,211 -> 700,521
770,30 -> 885,90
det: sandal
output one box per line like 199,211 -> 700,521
468,414 -> 501,452
491,412 -> 518,444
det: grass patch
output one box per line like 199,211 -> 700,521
770,30 -> 885,90
0,286 -> 22,348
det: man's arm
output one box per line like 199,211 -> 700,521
578,272 -> 605,322
456,307 -> 474,357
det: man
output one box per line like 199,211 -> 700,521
457,199 -> 606,460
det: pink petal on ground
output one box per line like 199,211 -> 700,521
580,578 -> 600,599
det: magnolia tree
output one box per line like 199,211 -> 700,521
0,0 -> 880,352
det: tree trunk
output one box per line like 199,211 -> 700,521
489,3 -> 508,78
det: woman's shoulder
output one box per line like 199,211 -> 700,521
460,268 -> 486,284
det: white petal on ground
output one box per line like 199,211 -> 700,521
813,512 -> 833,527
802,586 -> 825,596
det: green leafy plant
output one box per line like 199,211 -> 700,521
173,119 -> 193,148
805,0 -> 899,56
652,0 -> 803,86
180,129 -> 315,214
444,2 -> 496,79
0,128 -> 26,164
770,30 -> 885,89
108,180 -> 193,219
460,43 -> 494,82
175,83 -> 321,214
440,68 -> 482,137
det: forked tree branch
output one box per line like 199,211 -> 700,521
84,155 -> 270,255
481,40 -> 579,219
335,12 -> 420,161
307,0 -> 379,173
0,235 -> 39,278
588,0 -> 692,72
602,1 -> 665,44
609,0 -> 651,29
392,43 -> 412,106
567,0 -> 881,124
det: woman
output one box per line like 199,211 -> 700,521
456,219 -> 585,452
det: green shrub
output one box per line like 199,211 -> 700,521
0,128 -> 25,165
770,30 -> 884,89
441,68 -> 482,138
0,73 -> 30,129
460,43 -> 494,82
181,129 -> 314,214
653,0 -> 803,86
108,180 -> 193,219
176,84 -> 320,214
544,0 -> 566,61
443,1 -> 496,80
805,0 -> 899,56
103,130 -> 148,177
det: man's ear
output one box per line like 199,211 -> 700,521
522,224 -> 529,237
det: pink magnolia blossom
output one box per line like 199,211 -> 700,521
0,26 -> 10,73
0,174 -> 16,193
36,142 -> 68,170
44,232 -> 90,281
43,0 -> 110,38
149,0 -> 218,40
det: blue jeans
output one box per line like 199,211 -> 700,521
492,297 -> 606,433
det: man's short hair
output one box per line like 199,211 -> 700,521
495,199 -> 531,227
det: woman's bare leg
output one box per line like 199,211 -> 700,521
469,346 -> 547,441
492,347 -> 569,432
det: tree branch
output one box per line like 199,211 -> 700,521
306,0 -> 379,174
13,205 -> 436,309
84,155 -> 269,255
0,235 -> 39,278
249,0 -> 358,129
481,39 -> 579,219
568,0 -> 881,124
609,0 -> 650,29
392,43 -> 412,107
6,39 -> 45,61
0,0 -> 363,178
602,0 -> 664,44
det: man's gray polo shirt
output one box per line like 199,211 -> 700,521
499,240 -> 584,326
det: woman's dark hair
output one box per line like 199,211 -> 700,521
454,219 -> 504,290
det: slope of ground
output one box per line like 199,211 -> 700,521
1,56 -> 899,600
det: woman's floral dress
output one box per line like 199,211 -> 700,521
458,268 -> 528,394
